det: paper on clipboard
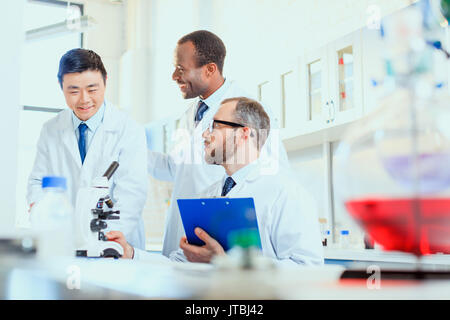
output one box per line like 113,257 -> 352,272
177,197 -> 261,251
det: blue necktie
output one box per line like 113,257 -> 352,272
78,123 -> 88,164
221,177 -> 236,196
194,100 -> 209,125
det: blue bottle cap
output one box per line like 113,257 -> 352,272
341,230 -> 349,235
42,176 -> 67,190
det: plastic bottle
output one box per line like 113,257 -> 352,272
340,230 -> 350,249
30,176 -> 74,259
322,230 -> 331,247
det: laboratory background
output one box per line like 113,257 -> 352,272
1,0 -> 450,300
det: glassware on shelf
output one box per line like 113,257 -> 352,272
337,46 -> 354,112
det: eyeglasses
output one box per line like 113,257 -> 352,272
207,119 -> 246,133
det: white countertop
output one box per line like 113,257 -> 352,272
3,253 -> 450,300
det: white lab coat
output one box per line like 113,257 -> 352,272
27,102 -> 148,249
138,161 -> 324,266
147,80 -> 289,257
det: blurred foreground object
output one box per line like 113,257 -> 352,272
335,0 -> 450,257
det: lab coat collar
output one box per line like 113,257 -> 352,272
194,79 -> 233,133
201,78 -> 231,109
58,100 -> 120,168
101,101 -> 122,132
59,110 -> 83,168
242,158 -> 261,182
59,100 -> 120,133
226,159 -> 259,186
222,158 -> 261,196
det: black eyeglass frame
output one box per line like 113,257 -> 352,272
207,119 -> 256,138
212,119 -> 245,128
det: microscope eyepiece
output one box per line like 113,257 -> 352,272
103,161 -> 119,180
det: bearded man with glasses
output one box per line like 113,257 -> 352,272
108,97 -> 323,266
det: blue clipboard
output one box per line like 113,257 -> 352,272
177,197 -> 261,251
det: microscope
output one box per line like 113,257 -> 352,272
74,161 -> 124,258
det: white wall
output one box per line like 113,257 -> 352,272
77,0 -> 415,123
119,0 -> 204,124
0,0 -> 25,236
131,0 -> 412,124
118,0 -> 154,122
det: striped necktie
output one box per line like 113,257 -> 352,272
221,177 -> 236,196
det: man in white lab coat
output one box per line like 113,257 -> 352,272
148,30 -> 289,258
107,97 -> 323,265
27,49 -> 148,249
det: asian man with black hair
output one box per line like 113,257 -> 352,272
27,48 -> 148,250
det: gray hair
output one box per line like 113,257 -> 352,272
221,97 -> 271,150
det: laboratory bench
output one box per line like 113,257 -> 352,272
1,244 -> 450,301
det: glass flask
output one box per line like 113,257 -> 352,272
334,1 -> 450,257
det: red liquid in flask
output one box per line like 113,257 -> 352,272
345,198 -> 450,256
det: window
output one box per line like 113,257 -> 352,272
16,0 -> 84,227
21,0 -> 84,109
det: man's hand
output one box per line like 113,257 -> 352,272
180,227 -> 225,263
105,231 -> 134,259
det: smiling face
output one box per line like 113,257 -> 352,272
172,41 -> 209,99
61,70 -> 106,121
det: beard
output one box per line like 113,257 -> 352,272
205,137 -> 236,165
182,86 -> 199,99
205,149 -> 220,165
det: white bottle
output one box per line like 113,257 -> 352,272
30,176 -> 74,259
340,230 -> 350,249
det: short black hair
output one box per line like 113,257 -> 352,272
178,30 -> 226,74
57,48 -> 107,87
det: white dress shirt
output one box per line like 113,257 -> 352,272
71,102 -> 105,153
